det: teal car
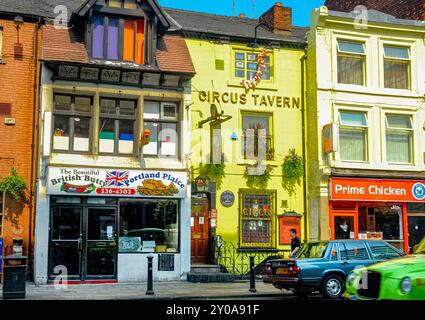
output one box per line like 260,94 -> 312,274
345,237 -> 425,300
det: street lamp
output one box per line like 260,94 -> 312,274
14,15 -> 24,30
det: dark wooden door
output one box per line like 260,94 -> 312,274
191,195 -> 210,264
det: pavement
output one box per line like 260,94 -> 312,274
0,280 -> 289,300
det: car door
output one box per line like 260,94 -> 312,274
338,241 -> 374,276
366,241 -> 403,263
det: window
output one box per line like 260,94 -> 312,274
104,0 -> 137,9
298,242 -> 327,259
338,111 -> 368,161
368,242 -> 401,260
91,15 -> 145,64
384,46 -> 410,89
337,40 -> 365,85
53,95 -> 92,153
99,98 -> 137,155
385,114 -> 413,163
242,113 -> 274,161
340,242 -> 370,261
240,190 -> 275,247
143,101 -> 179,159
234,51 -> 271,81
119,200 -> 179,253
0,191 -> 4,235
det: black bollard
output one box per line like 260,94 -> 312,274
146,256 -> 154,295
249,256 -> 257,293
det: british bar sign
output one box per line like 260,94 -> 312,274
47,167 -> 187,198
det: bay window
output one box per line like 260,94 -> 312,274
384,46 -> 410,89
143,101 -> 179,159
338,111 -> 368,161
53,94 -> 92,153
385,114 -> 413,164
99,98 -> 137,155
337,40 -> 365,85
240,190 -> 275,248
91,15 -> 145,64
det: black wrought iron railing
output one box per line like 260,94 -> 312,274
213,236 -> 290,276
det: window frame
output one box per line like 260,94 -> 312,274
232,48 -> 273,83
143,101 -> 181,160
239,189 -> 277,249
0,191 -> 4,236
338,110 -> 369,162
240,111 -> 274,161
336,39 -> 366,86
384,113 -> 414,165
89,14 -> 147,65
98,97 -> 139,157
383,45 -> 411,90
52,94 -> 94,154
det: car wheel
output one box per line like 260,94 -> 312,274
321,275 -> 344,299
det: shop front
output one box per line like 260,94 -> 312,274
330,177 -> 425,253
39,167 -> 189,283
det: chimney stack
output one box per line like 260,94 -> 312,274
259,2 -> 292,34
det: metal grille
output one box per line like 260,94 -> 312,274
358,270 -> 381,299
158,254 -> 174,271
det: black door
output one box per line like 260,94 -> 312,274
49,206 -> 118,281
408,216 -> 425,253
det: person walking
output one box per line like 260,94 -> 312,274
290,229 -> 301,258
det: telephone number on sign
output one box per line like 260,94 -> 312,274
96,188 -> 136,195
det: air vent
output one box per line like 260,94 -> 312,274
158,254 -> 174,271
0,103 -> 11,116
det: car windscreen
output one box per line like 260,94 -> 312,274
298,242 -> 328,259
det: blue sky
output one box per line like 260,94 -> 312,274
158,0 -> 325,27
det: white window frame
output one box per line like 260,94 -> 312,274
383,45 -> 411,90
160,102 -> 178,121
336,39 -> 366,86
383,112 -> 415,166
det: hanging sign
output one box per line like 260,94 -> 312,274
323,123 -> 338,153
47,167 -> 187,198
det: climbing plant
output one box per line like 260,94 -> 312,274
0,167 -> 28,202
282,148 -> 304,196
198,162 -> 226,189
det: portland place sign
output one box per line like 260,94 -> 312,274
331,178 -> 425,202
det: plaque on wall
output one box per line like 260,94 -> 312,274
220,191 -> 235,207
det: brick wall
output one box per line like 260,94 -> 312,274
0,18 -> 40,267
325,0 -> 425,21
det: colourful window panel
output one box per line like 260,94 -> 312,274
92,16 -> 105,59
136,20 -> 145,65
123,20 -> 135,62
107,18 -> 119,60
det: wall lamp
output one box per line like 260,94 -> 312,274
14,15 -> 24,30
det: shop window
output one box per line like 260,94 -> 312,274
52,94 -> 93,153
234,51 -> 271,81
143,101 -> 179,159
368,242 -> 402,260
91,15 -> 145,64
338,111 -> 368,161
241,112 -> 274,161
99,98 -> 137,155
340,242 -> 369,261
337,40 -> 365,85
385,114 -> 413,164
384,46 -> 410,89
240,190 -> 275,248
0,191 -> 4,235
119,200 -> 179,253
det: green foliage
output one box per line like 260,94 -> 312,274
282,149 -> 304,196
244,165 -> 273,189
0,167 -> 28,202
199,162 -> 226,189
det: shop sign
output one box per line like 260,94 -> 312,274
331,178 -> 425,202
47,167 -> 187,198
220,191 -> 235,207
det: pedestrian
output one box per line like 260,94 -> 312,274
290,229 -> 301,258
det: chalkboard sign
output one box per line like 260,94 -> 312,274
220,191 -> 235,207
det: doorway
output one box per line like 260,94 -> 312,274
408,215 -> 425,253
49,205 -> 118,281
191,194 -> 210,264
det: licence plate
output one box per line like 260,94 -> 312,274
276,268 -> 289,275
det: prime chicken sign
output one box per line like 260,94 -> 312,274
47,167 -> 187,198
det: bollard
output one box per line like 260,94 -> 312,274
146,256 -> 154,295
249,256 -> 257,293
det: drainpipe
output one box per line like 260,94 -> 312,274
300,52 -> 308,243
28,17 -> 43,279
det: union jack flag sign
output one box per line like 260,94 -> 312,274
106,171 -> 129,187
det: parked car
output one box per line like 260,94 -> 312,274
263,240 -> 403,299
344,237 -> 425,300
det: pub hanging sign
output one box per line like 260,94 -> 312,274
47,167 -> 187,198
